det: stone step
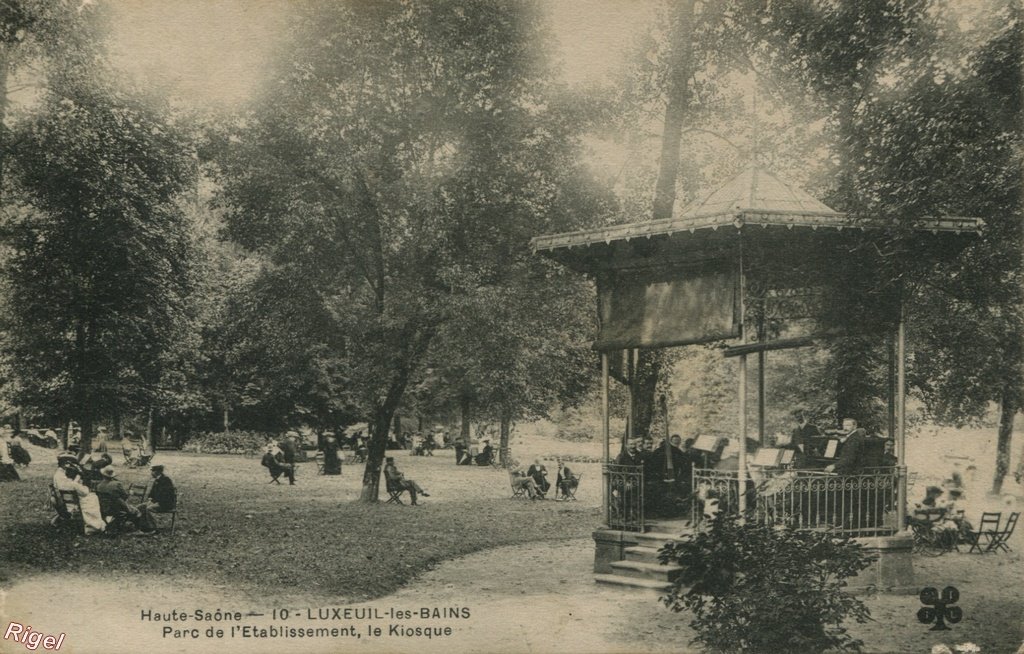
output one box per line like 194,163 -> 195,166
623,545 -> 663,563
609,559 -> 683,583
594,574 -> 673,592
633,530 -> 685,546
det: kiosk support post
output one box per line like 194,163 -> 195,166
601,351 -> 610,522
896,301 -> 908,529
738,244 -> 748,517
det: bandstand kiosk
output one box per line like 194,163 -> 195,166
531,166 -> 980,591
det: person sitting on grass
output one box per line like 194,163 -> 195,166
555,458 -> 578,500
527,459 -> 550,498
511,468 -> 541,500
94,467 -> 156,536
383,457 -> 430,505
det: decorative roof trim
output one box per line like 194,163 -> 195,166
530,211 -> 983,253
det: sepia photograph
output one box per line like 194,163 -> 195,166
0,1 -> 1021,652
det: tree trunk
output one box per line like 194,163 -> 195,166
499,413 -> 511,466
223,407 -> 230,432
145,407 -> 154,453
460,394 -> 471,444
651,0 -> 696,221
991,386 -> 1017,495
360,369 -> 417,502
79,414 -> 94,454
0,50 -> 9,199
633,351 -> 663,443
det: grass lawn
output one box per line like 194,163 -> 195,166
0,449 -> 601,601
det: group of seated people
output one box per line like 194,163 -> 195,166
510,458 -> 578,500
454,439 -> 495,466
908,477 -> 974,542
51,452 -> 177,536
409,431 -> 440,456
774,412 -> 897,474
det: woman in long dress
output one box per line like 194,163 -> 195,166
322,435 -> 342,475
53,462 -> 106,535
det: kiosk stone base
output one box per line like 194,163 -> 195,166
593,528 -> 916,594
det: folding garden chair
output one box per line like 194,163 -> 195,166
56,488 -> 85,534
314,452 -> 326,475
558,474 -> 581,501
151,492 -> 180,536
988,511 -> 1018,553
385,477 -> 405,505
127,482 -> 149,505
965,511 -> 1002,553
509,472 -> 528,499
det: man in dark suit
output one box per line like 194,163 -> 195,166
555,458 -> 578,500
616,441 -> 641,466
827,418 -> 869,475
144,465 -> 177,512
527,459 -> 550,498
790,409 -> 822,455
95,467 -> 156,534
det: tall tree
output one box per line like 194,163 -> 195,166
212,0 -> 605,501
2,65 -> 197,451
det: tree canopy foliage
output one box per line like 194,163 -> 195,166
208,0 -> 613,499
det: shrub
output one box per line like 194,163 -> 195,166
659,516 -> 875,654
180,430 -> 273,455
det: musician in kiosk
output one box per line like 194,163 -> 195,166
824,418 -> 869,474
790,408 -> 822,455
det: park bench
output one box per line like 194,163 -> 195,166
965,511 -> 1002,554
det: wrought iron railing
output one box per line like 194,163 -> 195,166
692,466 -> 901,538
604,463 -> 644,532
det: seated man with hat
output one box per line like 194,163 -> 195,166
142,465 -> 177,514
383,457 -> 430,505
94,466 -> 156,535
